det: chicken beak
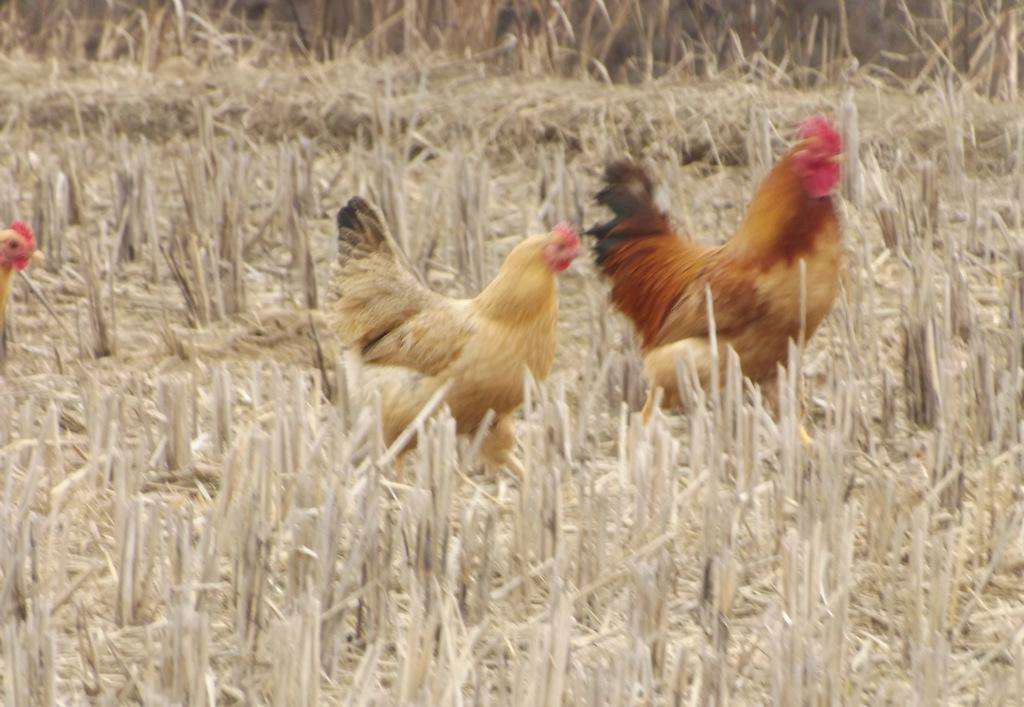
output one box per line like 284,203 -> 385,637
829,154 -> 846,164
31,250 -> 45,266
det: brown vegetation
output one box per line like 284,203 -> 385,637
2,1 -> 1022,94
1,2 -> 1024,704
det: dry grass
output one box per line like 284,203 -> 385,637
2,5 -> 1024,705
3,1 -> 1022,96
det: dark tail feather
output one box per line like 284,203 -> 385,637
336,196 -> 392,261
585,160 -> 669,266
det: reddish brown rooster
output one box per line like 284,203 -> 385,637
587,116 -> 844,423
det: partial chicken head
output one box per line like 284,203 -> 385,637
793,116 -> 843,198
542,223 -> 580,272
0,221 -> 36,271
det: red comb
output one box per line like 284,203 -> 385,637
553,222 -> 580,246
797,115 -> 842,154
9,220 -> 34,247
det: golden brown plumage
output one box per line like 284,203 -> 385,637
331,196 -> 579,475
587,116 -> 844,420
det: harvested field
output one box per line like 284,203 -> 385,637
2,3 -> 1024,705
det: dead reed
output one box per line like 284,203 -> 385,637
0,3 -> 1023,705
3,2 -> 1022,100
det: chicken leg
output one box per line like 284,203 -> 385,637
642,368 -> 813,447
479,415 -> 526,479
764,376 -> 814,448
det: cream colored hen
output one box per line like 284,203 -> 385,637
331,196 -> 579,476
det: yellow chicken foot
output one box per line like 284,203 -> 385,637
502,454 -> 527,480
480,453 -> 526,483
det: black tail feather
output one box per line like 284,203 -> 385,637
336,196 -> 391,260
586,160 -> 669,266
